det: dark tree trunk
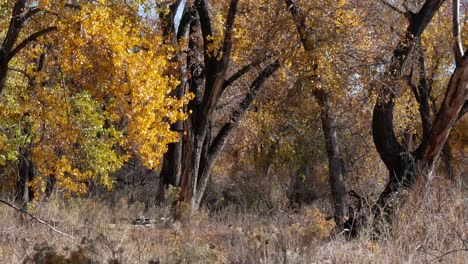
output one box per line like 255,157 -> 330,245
157,0 -> 190,203
372,0 -> 465,213
16,151 -> 34,209
45,175 -> 56,198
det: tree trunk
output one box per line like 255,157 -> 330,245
45,175 -> 56,198
372,1 -> 468,225
159,0 -> 281,211
16,151 -> 34,209
314,90 -> 348,225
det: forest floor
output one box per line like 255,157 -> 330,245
0,181 -> 467,264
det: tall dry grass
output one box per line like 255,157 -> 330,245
0,177 -> 466,263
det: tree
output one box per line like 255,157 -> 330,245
0,0 -> 189,206
372,0 -> 467,211
158,0 -> 280,209
282,0 -> 355,227
0,0 -> 56,94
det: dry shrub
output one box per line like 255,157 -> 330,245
287,208 -> 335,247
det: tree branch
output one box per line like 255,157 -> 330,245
1,0 -> 28,58
372,0 -> 445,169
430,248 -> 468,262
177,4 -> 193,41
195,0 -> 216,69
453,0 -> 464,63
192,60 -> 280,207
200,0 -> 239,117
219,0 -> 239,72
0,198 -> 75,239
420,54 -> 468,165
6,26 -> 57,62
222,59 -> 263,90
209,60 -> 280,157
284,0 -> 313,51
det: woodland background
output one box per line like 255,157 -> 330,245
0,0 -> 467,263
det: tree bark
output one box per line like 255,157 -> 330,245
0,1 -> 55,94
314,90 -> 348,225
16,150 -> 34,210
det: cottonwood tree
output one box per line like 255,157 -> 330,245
0,0 -> 58,206
372,0 -> 467,211
158,0 -> 280,209
0,0 -> 56,94
281,0 -> 368,227
0,1 -> 189,206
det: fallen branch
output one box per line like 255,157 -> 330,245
430,248 -> 468,262
0,198 -> 75,239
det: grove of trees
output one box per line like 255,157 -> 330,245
0,0 -> 466,234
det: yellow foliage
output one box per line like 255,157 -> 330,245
0,0 -> 190,197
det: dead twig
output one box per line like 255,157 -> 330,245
430,248 -> 468,262
0,198 -> 75,239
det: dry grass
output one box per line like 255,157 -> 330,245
0,180 -> 466,264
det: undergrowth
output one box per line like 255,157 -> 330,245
0,179 -> 466,263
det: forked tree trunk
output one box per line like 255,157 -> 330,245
0,0 -> 56,94
159,0 -> 280,210
372,0 -> 466,211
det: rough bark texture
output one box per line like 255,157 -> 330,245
419,54 -> 468,167
372,0 -> 468,217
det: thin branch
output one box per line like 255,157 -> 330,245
453,0 -> 464,63
0,198 -> 75,239
8,67 -> 31,79
284,0 -> 312,51
23,7 -> 41,21
430,248 -> 468,262
276,208 -> 296,223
